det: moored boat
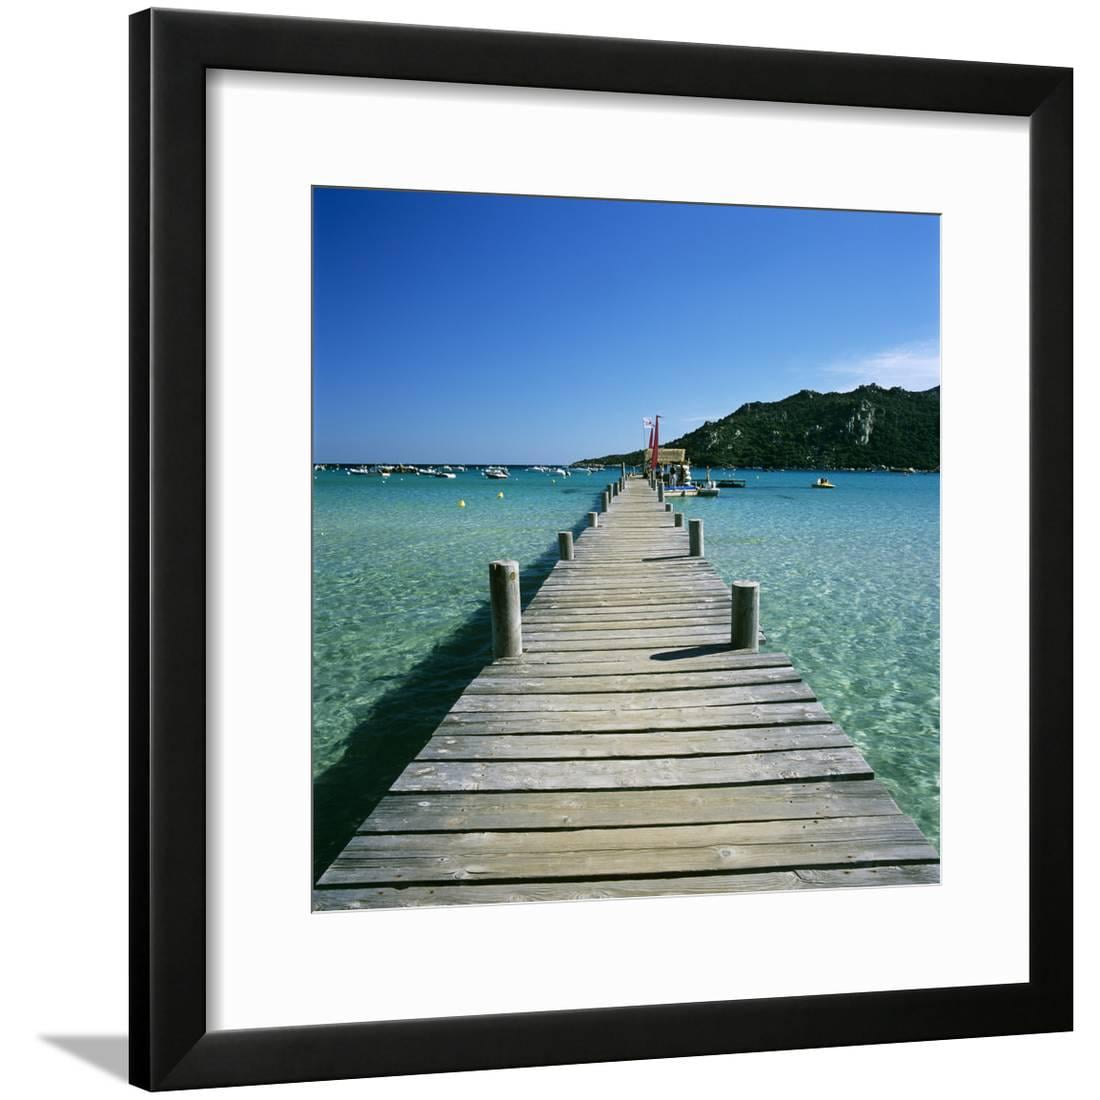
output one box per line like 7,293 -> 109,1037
696,468 -> 721,497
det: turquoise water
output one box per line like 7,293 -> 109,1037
312,468 -> 939,872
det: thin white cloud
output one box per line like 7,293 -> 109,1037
825,341 -> 941,391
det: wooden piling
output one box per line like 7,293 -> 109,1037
657,483 -> 664,503
489,560 -> 522,658
587,511 -> 599,528
731,580 -> 760,652
689,517 -> 704,558
665,502 -> 673,512
674,512 -> 684,527
558,531 -> 575,561
601,490 -> 610,511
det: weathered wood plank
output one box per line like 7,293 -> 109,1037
521,613 -> 731,632
319,815 -> 937,885
356,779 -> 904,831
528,599 -> 729,613
490,646 -> 773,668
541,573 -> 704,582
519,616 -> 734,633
532,585 -> 729,599
466,665 -> 796,694
524,630 -> 733,651
417,724 -> 851,760
390,746 -> 872,792
540,568 -> 720,580
479,651 -> 792,677
440,699 -> 829,734
449,680 -> 814,713
313,864 -> 940,909
525,597 -> 731,615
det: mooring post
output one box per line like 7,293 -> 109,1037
621,462 -> 626,481
664,502 -> 672,512
601,490 -> 610,511
674,512 -> 684,528
689,517 -> 704,557
558,531 -> 575,561
657,482 -> 664,503
587,511 -> 599,528
489,559 -> 522,658
611,481 -> 619,498
731,580 -> 760,652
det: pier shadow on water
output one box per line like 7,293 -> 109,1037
312,512 -> 596,884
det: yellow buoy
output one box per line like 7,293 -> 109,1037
458,499 -> 466,508
497,491 -> 504,498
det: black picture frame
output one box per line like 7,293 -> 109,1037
130,8 -> 1073,1090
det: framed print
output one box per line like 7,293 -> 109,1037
130,8 -> 1072,1090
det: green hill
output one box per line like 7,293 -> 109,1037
579,384 -> 940,470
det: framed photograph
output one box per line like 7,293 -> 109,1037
131,8 -> 1072,1090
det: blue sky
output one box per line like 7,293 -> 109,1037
313,188 -> 939,463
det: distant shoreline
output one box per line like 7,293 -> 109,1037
313,462 -> 940,473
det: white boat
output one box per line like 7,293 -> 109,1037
696,468 -> 720,497
552,467 -> 569,477
484,467 -> 509,479
434,470 -> 456,479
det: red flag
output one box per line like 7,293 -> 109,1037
650,416 -> 660,472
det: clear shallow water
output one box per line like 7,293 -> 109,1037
676,471 -> 939,849
312,468 -> 939,869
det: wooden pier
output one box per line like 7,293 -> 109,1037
316,476 -> 939,909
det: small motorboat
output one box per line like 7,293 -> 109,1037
434,470 -> 456,479
484,467 -> 509,479
811,477 -> 836,489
